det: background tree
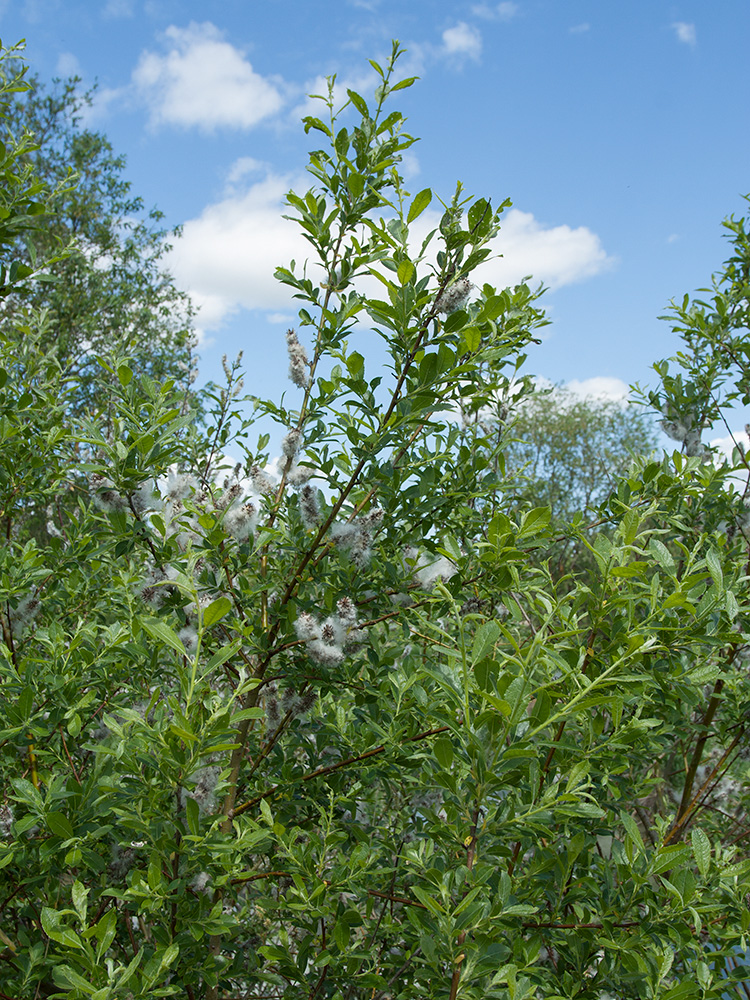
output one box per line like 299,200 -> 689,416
0,69 -> 197,420
502,386 -> 659,572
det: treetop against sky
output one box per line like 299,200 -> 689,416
1,0 -> 748,417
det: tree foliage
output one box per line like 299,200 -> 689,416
0,65 -> 196,420
1,39 -> 750,1000
503,387 -> 659,573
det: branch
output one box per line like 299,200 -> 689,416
232,724 -> 451,818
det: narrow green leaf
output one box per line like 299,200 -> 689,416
649,538 -> 676,574
346,89 -> 369,118
407,188 -> 432,223
185,796 -> 200,836
142,617 -> 186,656
390,76 -> 418,92
433,737 -> 454,770
71,880 -> 88,924
705,548 -> 723,588
203,596 -> 232,628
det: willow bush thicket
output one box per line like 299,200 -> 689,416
2,39 -> 750,1000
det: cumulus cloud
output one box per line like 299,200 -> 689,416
440,22 -> 483,62
167,166 -> 310,331
133,22 -> 285,131
569,22 -> 590,34
711,429 -> 749,462
480,208 -> 614,290
170,168 -> 613,336
565,377 -> 630,402
672,21 -> 696,46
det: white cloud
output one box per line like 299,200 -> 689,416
77,85 -> 125,126
225,157 -> 266,186
133,22 -> 285,131
472,2 -> 519,20
171,170 -> 613,336
440,22 -> 483,62
103,0 -> 134,17
481,207 -> 614,290
672,21 -> 696,46
667,233 -> 680,244
565,377 -> 630,402
167,167 -> 310,332
56,52 -> 81,77
569,22 -> 590,34
711,430 -> 749,462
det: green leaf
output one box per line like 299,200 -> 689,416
46,811 -> 74,840
651,845 -> 689,875
346,89 -> 369,118
346,351 -> 365,377
518,506 -> 551,539
705,548 -> 723,587
142,618 -> 187,656
71,880 -> 88,923
433,737 -> 454,770
206,640 -> 243,673
411,886 -> 445,915
94,908 -> 118,961
203,596 -> 232,628
52,965 -> 96,991
472,621 -> 500,663
691,828 -> 711,878
390,76 -> 418,92
407,188 -> 432,223
397,259 -> 414,285
117,364 -> 132,386
185,796 -> 200,836
620,811 -> 645,853
649,538 -> 676,574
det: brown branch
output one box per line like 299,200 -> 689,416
367,889 -> 427,910
232,724 -> 451,818
665,724 -> 746,845
675,676 -> 724,825
57,726 -> 82,783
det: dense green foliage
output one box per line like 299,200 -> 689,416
1,39 -> 750,1000
0,63 -> 196,421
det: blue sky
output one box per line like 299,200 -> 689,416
2,0 -> 749,428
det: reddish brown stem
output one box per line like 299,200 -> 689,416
232,724 -> 451,818
674,677 -> 723,828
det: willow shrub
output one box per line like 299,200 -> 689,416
2,41 -> 750,1000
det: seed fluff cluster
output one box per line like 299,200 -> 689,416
294,596 -> 362,666
286,328 -> 310,389
435,277 -> 472,315
330,508 -> 383,567
660,411 -> 707,458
